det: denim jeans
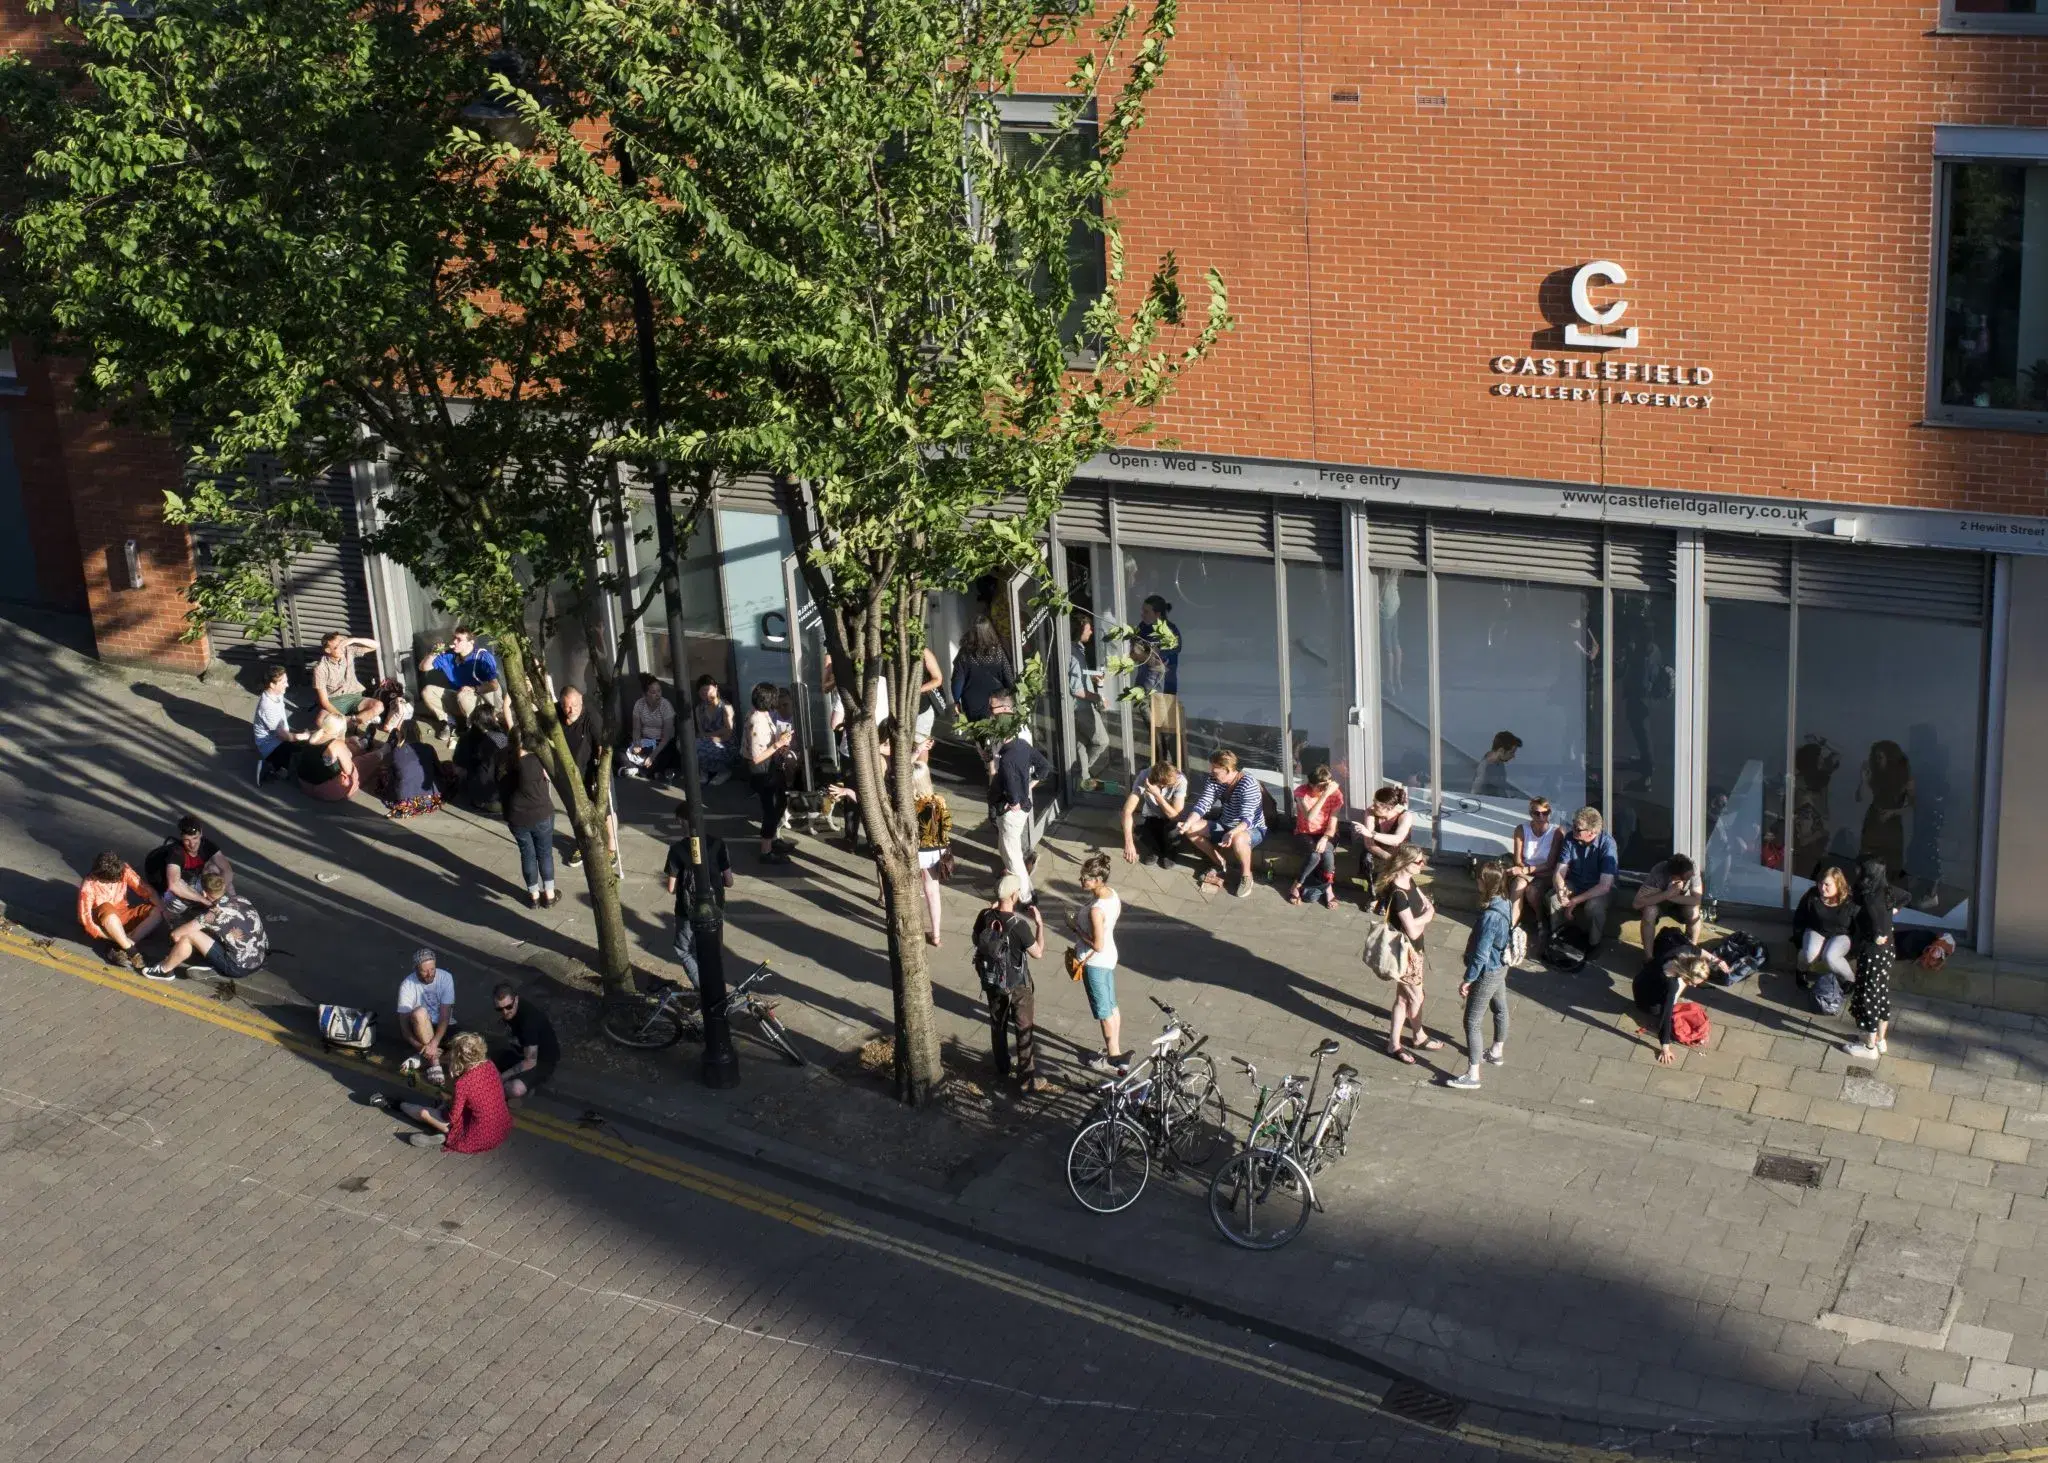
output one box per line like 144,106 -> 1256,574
1463,966 -> 1510,1067
1293,840 -> 1337,901
511,816 -> 556,892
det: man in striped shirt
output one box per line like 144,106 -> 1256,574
1177,750 -> 1267,898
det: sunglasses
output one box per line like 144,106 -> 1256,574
494,1002 -> 515,1014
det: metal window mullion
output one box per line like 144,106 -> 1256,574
1426,524 -> 1443,850
1600,582 -> 1614,837
1784,554 -> 1801,911
1673,530 -> 1706,862
1349,504 -> 1377,809
1049,521 -> 1078,793
1977,554 -> 2011,954
1274,503 -> 1294,786
1109,496 -> 1133,775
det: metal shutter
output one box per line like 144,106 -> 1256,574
1429,512 -> 1602,585
1056,483 -> 1110,542
1796,544 -> 1986,625
1276,498 -> 1342,567
1110,486 -> 1271,554
718,474 -> 783,514
1606,527 -> 1676,591
1703,535 -> 1792,602
197,458 -> 372,664
1365,507 -> 1426,570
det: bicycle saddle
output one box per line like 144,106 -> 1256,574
1333,1063 -> 1359,1081
1313,1038 -> 1340,1057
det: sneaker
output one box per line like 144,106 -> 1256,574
1233,879 -> 1252,899
1082,1052 -> 1124,1076
1841,1041 -> 1881,1061
399,1056 -> 423,1078
1446,1073 -> 1483,1090
424,1064 -> 446,1085
406,1132 -> 446,1148
1484,1046 -> 1505,1066
141,965 -> 179,983
121,949 -> 146,973
565,848 -> 584,867
1155,854 -> 1173,870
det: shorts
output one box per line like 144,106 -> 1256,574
918,848 -> 944,871
95,899 -> 154,934
330,691 -> 365,716
1082,962 -> 1118,1021
205,943 -> 261,980
1207,820 -> 1266,849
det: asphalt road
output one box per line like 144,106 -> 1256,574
0,940 -> 1476,1463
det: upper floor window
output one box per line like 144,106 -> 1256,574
1932,128 -> 2048,425
1943,0 -> 2048,32
995,97 -> 1106,351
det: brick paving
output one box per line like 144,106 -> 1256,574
8,608 -> 2048,1439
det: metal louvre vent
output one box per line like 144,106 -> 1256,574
1796,544 -> 1986,625
1606,528 -> 1677,591
1057,484 -> 1110,542
1112,486 -> 1271,555
1364,507 -> 1426,571
197,458 -> 372,663
1430,512 -> 1602,585
717,474 -> 783,515
1276,498 -> 1343,567
1703,535 -> 1792,602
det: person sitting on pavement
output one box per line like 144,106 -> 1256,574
143,871 -> 268,983
490,983 -> 560,1099
296,712 -> 362,802
1632,943 -> 1716,1066
1177,749 -> 1267,898
252,665 -> 308,783
311,631 -> 386,736
971,874 -> 1047,1093
397,948 -> 458,1085
1632,852 -> 1705,952
663,803 -> 733,986
450,722 -> 508,814
1548,805 -> 1619,955
1121,760 -> 1188,869
623,674 -> 680,783
379,720 -> 444,819
77,851 -> 162,971
416,627 -> 503,740
399,1031 -> 513,1152
1287,764 -> 1346,909
693,676 -> 737,785
144,814 -> 234,927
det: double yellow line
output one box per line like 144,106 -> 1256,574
4,926 -> 2038,1463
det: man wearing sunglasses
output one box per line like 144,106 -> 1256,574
491,983 -> 559,1099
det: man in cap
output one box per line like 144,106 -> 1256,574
396,947 -> 457,1086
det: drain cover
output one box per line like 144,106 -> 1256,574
1380,1379 -> 1465,1429
1754,1152 -> 1826,1187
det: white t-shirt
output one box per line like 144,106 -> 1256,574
397,969 -> 456,1024
1516,822 -> 1562,868
1137,769 -> 1188,818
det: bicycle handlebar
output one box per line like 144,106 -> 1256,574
1150,996 -> 1177,1016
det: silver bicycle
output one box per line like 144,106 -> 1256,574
1207,1038 -> 1359,1249
1065,1004 -> 1225,1213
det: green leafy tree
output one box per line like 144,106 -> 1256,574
516,0 -> 1230,1101
0,0 -> 723,995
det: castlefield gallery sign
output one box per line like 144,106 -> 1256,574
1491,261 -> 1715,411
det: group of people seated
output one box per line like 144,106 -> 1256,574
76,814 -> 270,983
388,948 -> 558,1155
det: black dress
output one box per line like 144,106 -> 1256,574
1850,889 -> 1896,1034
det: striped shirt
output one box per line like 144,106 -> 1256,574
1190,773 -> 1266,837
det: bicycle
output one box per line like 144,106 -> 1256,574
1207,1038 -> 1360,1250
1131,997 -> 1226,1169
1065,1002 -> 1228,1213
599,959 -> 805,1065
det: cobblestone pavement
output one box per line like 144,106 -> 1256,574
11,609 -> 2048,1438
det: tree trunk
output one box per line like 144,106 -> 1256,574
497,634 -> 635,996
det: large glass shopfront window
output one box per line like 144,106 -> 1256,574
1376,569 -> 1432,840
1064,542 -> 1131,795
1123,547 -> 1283,796
1612,591 -> 1677,870
1288,560 -> 1354,786
1704,601 -> 1790,906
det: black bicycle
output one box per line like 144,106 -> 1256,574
600,959 -> 805,1065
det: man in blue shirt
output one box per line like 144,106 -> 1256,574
1177,750 -> 1266,898
1548,805 -> 1619,953
416,626 -> 504,739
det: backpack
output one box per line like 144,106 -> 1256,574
1544,928 -> 1590,972
318,1004 -> 377,1053
1810,969 -> 1844,1016
1671,1001 -> 1711,1047
1713,930 -> 1766,986
973,911 -> 1029,994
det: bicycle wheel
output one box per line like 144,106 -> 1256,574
599,995 -> 688,1049
1316,1088 -> 1358,1164
1208,1147 -> 1314,1250
1067,1116 -> 1151,1214
1162,1056 -> 1228,1169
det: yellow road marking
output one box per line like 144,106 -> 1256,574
0,928 -> 2034,1461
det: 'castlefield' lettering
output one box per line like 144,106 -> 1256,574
1487,354 -> 1715,410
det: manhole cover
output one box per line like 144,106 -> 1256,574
1380,1379 -> 1465,1429
1754,1152 -> 1826,1187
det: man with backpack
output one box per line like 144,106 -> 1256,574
972,875 -> 1047,1093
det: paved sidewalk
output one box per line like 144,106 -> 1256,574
6,607 -> 2048,1438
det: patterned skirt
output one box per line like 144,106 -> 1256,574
1850,945 -> 1894,1033
384,792 -> 444,820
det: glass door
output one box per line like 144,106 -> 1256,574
1008,572 -> 1066,841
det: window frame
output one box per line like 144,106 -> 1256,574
1939,0 -> 2048,34
989,94 -> 1106,363
1927,126 -> 2048,431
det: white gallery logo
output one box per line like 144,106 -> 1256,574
1486,260 -> 1715,411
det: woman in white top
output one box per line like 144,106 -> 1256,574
1508,797 -> 1562,937
1070,853 -> 1126,1073
744,682 -> 795,863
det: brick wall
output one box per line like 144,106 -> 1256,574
1083,1 -> 2048,516
4,346 -> 87,612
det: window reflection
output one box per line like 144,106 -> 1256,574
1612,592 -> 1676,869
1705,601 -> 1790,906
1287,560 -> 1353,786
1375,569 -> 1432,844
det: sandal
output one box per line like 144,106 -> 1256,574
1388,1046 -> 1418,1065
1198,869 -> 1225,891
1415,1037 -> 1445,1052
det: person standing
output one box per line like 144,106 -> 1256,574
663,802 -> 733,984
1447,860 -> 1514,1089
972,875 -> 1047,1093
1287,764 -> 1346,908
744,682 -> 795,865
1120,760 -> 1188,868
1068,614 -> 1113,790
915,774 -> 952,948
1547,806 -> 1618,955
1375,844 -> 1441,1063
311,631 -> 385,735
499,728 -> 559,908
556,685 -> 612,866
1130,595 -> 1183,768
1177,750 -> 1266,897
1069,853 -> 1126,1074
1355,785 -> 1415,887
1843,858 -> 1897,1061
989,716 -> 1052,903
950,617 -> 1016,723
252,665 -> 307,782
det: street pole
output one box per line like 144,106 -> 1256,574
618,145 -> 739,1090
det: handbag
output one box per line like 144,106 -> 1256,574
1065,945 -> 1087,982
318,1003 -> 377,1053
1360,913 -> 1410,983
